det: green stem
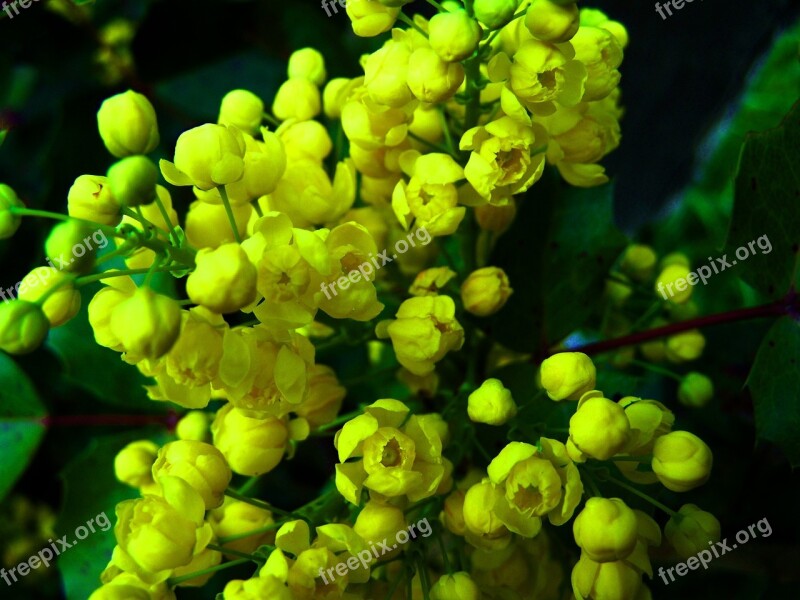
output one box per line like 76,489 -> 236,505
398,12 -> 428,37
435,531 -> 452,574
206,543 -> 265,562
580,468 -> 602,498
166,558 -> 251,587
238,476 -> 261,496
74,265 -> 187,286
607,455 -> 653,462
438,108 -> 457,155
629,359 -> 683,382
217,521 -> 284,545
604,474 -> 678,517
263,112 -> 281,128
315,409 -> 363,433
10,208 -> 118,237
153,193 -> 177,244
407,131 -> 458,158
417,553 -> 431,600
425,0 -> 446,11
224,489 -> 294,519
217,185 -> 242,244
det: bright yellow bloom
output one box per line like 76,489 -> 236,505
621,244 -> 657,282
211,403 -> 288,476
67,174 -> 121,226
210,498 -> 275,558
334,400 -> 449,504
45,221 -> 97,274
277,120 -> 332,163
185,200 -> 252,249
377,295 -> 465,376
218,89 -> 264,135
341,85 -> 414,150
652,431 -> 713,492
474,0 -> 521,30
288,48 -> 327,86
539,352 -> 596,401
222,575 -> 292,600
272,78 -> 322,122
467,378 -> 518,425
568,391 -> 630,461
571,551 -> 643,600
88,275 -> 137,351
407,47 -> 465,104
525,0 -> 580,43
665,504 -> 721,559
462,479 -> 512,549
509,40 -> 587,108
0,184 -> 23,239
97,90 -> 159,158
619,396 -> 674,455
175,411 -> 212,442
429,10 -> 481,62
90,573 -> 174,600
409,267 -> 457,297
109,287 -> 181,360
346,0 -> 400,37
678,372 -> 714,408
655,264 -> 693,304
353,500 -> 407,558
160,124 -> 246,190
293,364 -> 346,429
114,440 -> 160,493
460,266 -> 514,317
364,38 -> 414,108
186,243 -> 258,314
461,116 -> 546,203
570,25 -> 623,101
580,7 -> 629,48
151,440 -> 232,510
573,497 -> 638,562
106,155 -> 158,207
431,571 -> 481,600
18,267 -> 80,327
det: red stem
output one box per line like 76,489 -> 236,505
552,299 -> 791,358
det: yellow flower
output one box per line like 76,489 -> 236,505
187,243 -> 258,314
353,500 -> 407,559
211,403 -> 288,476
571,551 -> 643,600
210,498 -> 275,558
467,378 -> 518,425
106,155 -> 158,208
222,575 -> 292,600
655,263 -> 693,304
175,411 -> 212,442
161,307 -> 226,396
462,479 -> 512,549
334,400 -> 449,504
570,25 -> 623,101
652,431 -> 713,492
429,10 -> 481,62
665,504 -> 721,559
185,200 -> 252,249
474,0 -> 521,30
151,440 -> 232,510
218,89 -> 264,135
392,151 -> 466,237
539,352 -> 596,401
509,40 -> 587,108
409,267 -> 457,297
67,174 -> 122,226
346,0 -> 400,37
293,364 -> 346,429
364,38 -> 415,108
97,90 -> 159,158
341,85 -> 414,150
665,330 -> 705,363
277,120 -> 332,163
88,275 -> 137,350
377,295 -> 465,376
620,244 -> 657,282
525,0 -> 580,43
573,497 -> 638,562
109,287 -> 181,360
431,571 -> 480,600
89,574 -> 174,600
461,115 -> 546,203
408,47 -> 465,104
272,78 -> 322,122
170,547 -> 222,587
568,392 -> 630,461
18,267 -> 80,327
678,372 -> 714,408
111,476 -> 213,584
580,7 -> 629,48
114,440 -> 160,493
160,124 -> 246,190
461,266 -> 514,316
619,396 -> 674,455
288,48 -> 327,86
0,184 -> 23,239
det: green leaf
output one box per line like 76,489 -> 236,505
46,288 -> 160,410
746,316 -> 800,467
0,353 -> 47,503
724,100 -> 800,299
57,430 -> 164,600
489,172 -> 627,355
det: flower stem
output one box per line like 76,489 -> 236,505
217,185 -> 242,244
75,265 -> 186,287
166,558 -> 251,587
217,521 -> 284,545
604,474 -> 679,517
398,12 -> 428,37
224,489 -> 294,519
629,359 -> 683,382
206,543 -> 265,562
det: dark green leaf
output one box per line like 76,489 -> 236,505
724,100 -> 800,299
747,316 -> 800,466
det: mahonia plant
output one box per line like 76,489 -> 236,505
0,1 -> 721,599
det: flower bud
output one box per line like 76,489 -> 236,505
431,571 -> 480,600
474,202 -> 516,234
652,431 -> 712,492
665,330 -> 705,363
279,120 -> 332,162
293,364 -> 346,429
67,175 -> 122,226
354,501 -> 407,558
0,300 -> 50,355
109,287 -> 181,359
468,378 -> 517,426
678,372 -> 714,408
655,264 -> 693,304
571,552 -> 642,600
218,89 -> 264,135
272,79 -> 321,122
288,48 -> 327,86
620,244 -> 656,282
346,0 -> 400,37
185,200 -> 252,249
539,352 -> 596,401
107,156 -> 158,207
474,0 -> 521,30
408,47 -> 465,104
114,440 -> 160,491
568,393 -> 630,461
0,184 -> 23,239
152,440 -> 232,510
97,90 -> 159,158
211,403 -> 288,476
442,489 -> 467,536
210,499 -> 274,558
176,411 -> 212,442
45,221 -> 98,274
665,504 -> 721,559
461,266 -> 513,317
429,10 -> 482,62
573,497 -> 638,562
160,124 -> 246,190
186,243 -> 258,314
18,267 -> 80,327
525,0 -> 580,43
